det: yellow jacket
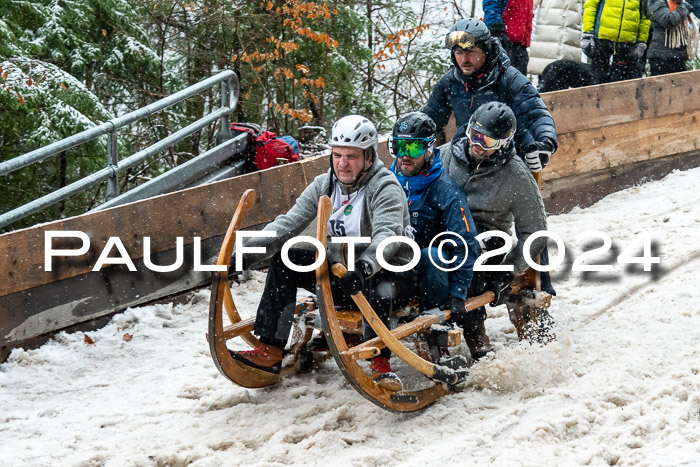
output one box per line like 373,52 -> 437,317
583,0 -> 650,43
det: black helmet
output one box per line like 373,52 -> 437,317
392,112 -> 437,140
445,19 -> 491,51
467,102 -> 516,151
389,112 -> 437,160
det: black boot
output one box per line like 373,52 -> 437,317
459,306 -> 493,361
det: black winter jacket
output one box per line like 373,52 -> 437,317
647,0 -> 692,60
422,40 -> 558,157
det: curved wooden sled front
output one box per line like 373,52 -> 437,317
208,188 -> 280,388
314,196 -> 498,412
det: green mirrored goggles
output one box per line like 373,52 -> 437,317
390,137 -> 435,159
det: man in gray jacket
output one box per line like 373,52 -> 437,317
440,102 -> 548,355
230,115 -> 414,391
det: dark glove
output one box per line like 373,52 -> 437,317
524,140 -> 554,172
486,271 -> 514,307
338,261 -> 371,295
631,42 -> 647,60
229,252 -> 249,272
440,296 -> 468,322
488,22 -> 511,47
581,32 -> 595,57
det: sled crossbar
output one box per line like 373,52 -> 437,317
222,317 -> 255,340
344,291 -> 496,356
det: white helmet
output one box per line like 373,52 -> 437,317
329,115 -> 378,153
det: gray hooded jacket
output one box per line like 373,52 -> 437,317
440,140 -> 547,274
243,157 -> 413,276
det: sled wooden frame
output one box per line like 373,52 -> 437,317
208,188 -> 280,388
208,190 -> 547,410
315,195 -> 514,412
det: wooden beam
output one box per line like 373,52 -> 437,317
0,155 -> 329,297
544,109 -> 700,180
542,69 -> 700,134
221,317 -> 255,340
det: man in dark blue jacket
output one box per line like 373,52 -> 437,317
422,18 -> 557,174
390,112 -> 482,358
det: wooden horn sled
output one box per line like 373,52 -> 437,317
209,190 -> 552,411
208,188 -> 280,388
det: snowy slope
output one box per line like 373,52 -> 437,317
2,168 -> 699,466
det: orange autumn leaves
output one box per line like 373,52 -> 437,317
229,0 -> 338,123
373,23 -> 431,64
83,333 -> 133,345
0,65 -> 50,107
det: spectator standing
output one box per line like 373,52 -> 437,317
528,0 -> 584,76
647,0 -> 697,75
422,19 -> 557,169
483,0 -> 535,75
582,0 -> 651,83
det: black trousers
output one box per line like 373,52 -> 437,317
254,248 -> 416,356
509,43 -> 530,76
649,57 -> 687,76
590,39 -> 643,84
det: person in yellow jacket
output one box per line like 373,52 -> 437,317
582,0 -> 651,83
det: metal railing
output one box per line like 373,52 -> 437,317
0,70 -> 240,229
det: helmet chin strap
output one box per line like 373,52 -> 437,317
331,148 -> 375,192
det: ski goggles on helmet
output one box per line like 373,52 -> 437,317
445,31 -> 475,50
466,123 -> 509,151
390,137 -> 435,159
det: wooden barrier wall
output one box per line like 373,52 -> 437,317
2,70 -> 700,355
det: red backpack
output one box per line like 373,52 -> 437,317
253,131 -> 299,170
230,123 -> 299,171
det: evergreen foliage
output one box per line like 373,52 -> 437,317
1,0 -> 469,231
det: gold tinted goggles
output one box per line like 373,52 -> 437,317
445,31 -> 475,50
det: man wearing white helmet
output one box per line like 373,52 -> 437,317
230,115 -> 415,391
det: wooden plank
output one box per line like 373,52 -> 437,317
542,69 -> 700,134
543,79 -> 643,134
637,70 -> 700,120
337,310 -> 363,334
0,235 -> 222,348
447,329 -> 461,347
340,346 -> 381,361
544,109 -> 700,180
543,149 -> 700,214
0,156 -> 329,297
221,317 -> 255,340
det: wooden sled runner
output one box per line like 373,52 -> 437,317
208,188 -> 330,389
208,188 -> 279,388
208,190 -> 552,411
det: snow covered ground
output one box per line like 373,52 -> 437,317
2,167 -> 700,466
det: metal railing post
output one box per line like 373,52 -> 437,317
106,129 -> 120,201
221,80 -> 231,137
0,70 -> 240,229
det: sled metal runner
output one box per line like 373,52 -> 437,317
208,190 -> 549,412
